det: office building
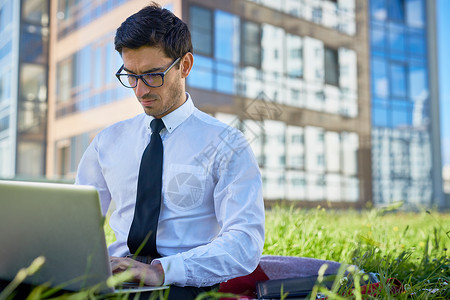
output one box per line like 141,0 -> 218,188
1,0 -> 443,208
0,0 -> 49,178
45,0 -> 371,208
369,0 -> 444,208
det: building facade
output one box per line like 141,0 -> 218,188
185,0 -> 370,207
369,0 -> 444,208
1,0 -> 442,208
45,0 -> 372,208
0,0 -> 49,178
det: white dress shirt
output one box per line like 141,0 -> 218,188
75,94 -> 265,287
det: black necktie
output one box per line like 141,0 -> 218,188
127,118 -> 165,257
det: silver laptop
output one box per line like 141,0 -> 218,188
0,180 -> 168,295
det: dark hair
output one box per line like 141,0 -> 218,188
114,2 -> 192,59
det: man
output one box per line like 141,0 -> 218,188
75,2 -> 265,299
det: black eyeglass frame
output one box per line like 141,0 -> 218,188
115,57 -> 182,88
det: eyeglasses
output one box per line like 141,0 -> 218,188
115,57 -> 181,88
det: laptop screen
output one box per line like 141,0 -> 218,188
0,180 -> 113,293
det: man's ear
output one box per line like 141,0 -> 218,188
180,52 -> 194,78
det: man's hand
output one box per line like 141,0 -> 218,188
110,256 -> 165,286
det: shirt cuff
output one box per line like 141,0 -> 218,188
152,253 -> 186,286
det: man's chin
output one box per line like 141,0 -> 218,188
143,107 -> 164,118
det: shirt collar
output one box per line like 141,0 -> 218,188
144,92 -> 194,134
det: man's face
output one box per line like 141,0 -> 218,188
121,46 -> 186,118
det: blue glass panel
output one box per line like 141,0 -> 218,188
408,32 -> 425,57
190,6 -> 212,56
370,0 -> 387,20
80,45 -> 92,88
188,55 -> 213,90
392,100 -> 412,127
371,56 -> 389,98
216,61 -> 234,94
0,40 -> 12,61
389,24 -> 405,53
0,115 -> 9,132
0,2 -> 6,32
93,3 -> 102,19
409,64 -> 428,102
406,0 -> 425,27
105,43 -> 115,84
372,101 -> 390,127
388,0 -> 405,21
371,48 -> 387,57
390,63 -> 407,98
390,52 -> 407,62
192,32 -> 212,56
0,72 -> 11,102
214,10 -> 239,63
93,47 -> 102,88
371,24 -> 386,49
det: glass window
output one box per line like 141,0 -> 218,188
371,0 -> 387,20
214,10 -> 239,63
241,21 -> 261,68
0,41 -> 12,61
0,115 -> 9,132
20,64 -> 47,103
372,103 -> 390,127
58,144 -> 70,176
408,30 -> 425,57
79,45 -> 91,89
406,0 -> 425,27
57,57 -> 73,103
0,138 -> 12,177
286,34 -> 303,78
390,63 -> 407,98
389,0 -> 405,22
69,132 -> 90,173
0,76 -> 3,103
312,6 -> 322,23
93,46 -> 102,88
0,70 -> 11,103
392,100 -> 412,127
190,5 -> 213,56
20,25 -> 48,64
58,0 -> 70,20
216,61 -> 235,94
285,0 -> 301,17
409,64 -> 428,102
17,141 -> 45,176
187,55 -> 214,90
389,24 -> 405,53
105,42 -> 116,84
324,47 -> 339,86
0,6 -> 4,31
371,56 -> 389,98
371,23 -> 386,49
22,0 -> 49,25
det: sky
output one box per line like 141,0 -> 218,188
438,0 -> 450,166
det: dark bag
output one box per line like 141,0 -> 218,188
256,272 -> 381,299
256,275 -> 336,299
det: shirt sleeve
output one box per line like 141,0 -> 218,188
75,134 -> 112,216
155,129 -> 265,287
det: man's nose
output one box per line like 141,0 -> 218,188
134,78 -> 151,97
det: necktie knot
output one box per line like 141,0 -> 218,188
150,118 -> 165,133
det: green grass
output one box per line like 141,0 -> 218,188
263,205 -> 449,299
2,205 -> 449,299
